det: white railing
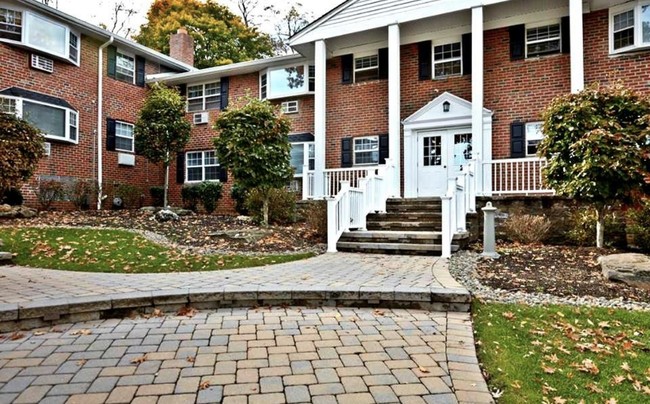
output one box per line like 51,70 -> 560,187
441,160 -> 477,258
485,157 -> 554,195
302,166 -> 385,199
326,159 -> 394,252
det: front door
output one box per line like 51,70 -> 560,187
416,129 -> 473,197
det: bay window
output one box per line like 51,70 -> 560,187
610,2 -> 650,53
290,142 -> 315,176
260,63 -> 315,100
0,7 -> 80,64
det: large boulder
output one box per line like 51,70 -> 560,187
155,209 -> 180,223
0,205 -> 37,219
600,253 -> 650,290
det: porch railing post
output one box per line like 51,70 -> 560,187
302,164 -> 310,200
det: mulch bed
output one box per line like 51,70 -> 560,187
0,210 -> 324,255
475,243 -> 650,303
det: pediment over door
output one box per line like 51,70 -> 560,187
403,92 -> 492,128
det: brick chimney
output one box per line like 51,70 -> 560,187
169,28 -> 194,67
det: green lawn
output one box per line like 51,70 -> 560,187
473,302 -> 650,404
0,227 -> 315,273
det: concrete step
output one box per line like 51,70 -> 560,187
366,221 -> 441,231
339,231 -> 468,245
336,241 -> 460,256
367,212 -> 442,222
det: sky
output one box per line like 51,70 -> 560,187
51,0 -> 344,39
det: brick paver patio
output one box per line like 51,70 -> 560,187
0,307 -> 493,404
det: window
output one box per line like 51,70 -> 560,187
610,3 -> 650,52
423,135 -> 442,167
0,95 -> 78,143
281,100 -> 299,114
453,133 -> 472,169
433,41 -> 462,78
116,51 -> 135,84
354,54 -> 379,83
261,64 -> 315,100
526,122 -> 544,156
354,136 -> 379,165
0,8 -> 80,64
187,82 -> 221,112
186,151 -> 220,182
290,142 -> 314,176
115,121 -> 134,153
526,22 -> 562,57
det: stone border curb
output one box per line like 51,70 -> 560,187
0,286 -> 471,332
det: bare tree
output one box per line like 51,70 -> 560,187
237,0 -> 260,28
38,0 -> 59,7
108,1 -> 137,37
265,4 -> 312,54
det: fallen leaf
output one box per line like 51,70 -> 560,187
199,380 -> 210,390
69,329 -> 92,336
76,359 -> 87,366
621,362 -> 632,372
611,375 -> 626,385
130,355 -> 147,364
186,356 -> 196,363
542,383 -> 557,395
177,306 -> 198,318
502,312 -> 516,320
553,396 -> 567,404
542,365 -> 557,374
586,383 -> 603,394
418,366 -> 429,374
9,332 -> 25,341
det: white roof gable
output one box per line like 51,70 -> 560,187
403,92 -> 491,126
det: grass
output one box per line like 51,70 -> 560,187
0,227 -> 315,273
473,301 -> 650,404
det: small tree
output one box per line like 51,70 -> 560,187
135,83 -> 191,207
0,113 -> 45,199
214,97 -> 293,225
539,83 -> 650,248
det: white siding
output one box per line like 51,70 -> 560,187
320,0 -> 440,29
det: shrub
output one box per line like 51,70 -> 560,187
197,182 -> 223,214
1,188 -> 23,206
627,201 -> 650,252
37,180 -> 65,211
230,183 -> 249,215
150,186 -> 165,207
68,179 -> 95,210
501,214 -> 552,244
245,187 -> 297,225
0,113 -> 45,196
567,207 -> 626,248
181,184 -> 201,211
114,183 -> 143,209
301,201 -> 327,242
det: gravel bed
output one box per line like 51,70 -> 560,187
450,250 -> 650,311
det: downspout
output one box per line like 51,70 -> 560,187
97,36 -> 114,210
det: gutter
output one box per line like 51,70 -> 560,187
97,36 -> 114,210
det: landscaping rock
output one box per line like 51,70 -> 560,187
171,208 -> 194,217
600,253 -> 650,290
0,204 -> 11,213
155,209 -> 180,223
139,206 -> 158,214
0,252 -> 12,262
0,205 -> 37,219
209,229 -> 271,244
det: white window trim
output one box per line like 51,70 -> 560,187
432,37 -> 463,79
281,100 -> 299,114
114,121 -> 134,153
115,49 -> 136,85
185,150 -> 221,184
353,135 -> 380,166
260,63 -> 314,100
353,51 -> 379,83
186,81 -> 221,112
0,95 -> 79,144
0,6 -> 80,65
290,141 -> 314,178
525,19 -> 562,58
609,1 -> 650,54
525,122 -> 544,157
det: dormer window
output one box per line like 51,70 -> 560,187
0,7 -> 80,65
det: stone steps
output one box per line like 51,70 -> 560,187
366,221 -> 441,232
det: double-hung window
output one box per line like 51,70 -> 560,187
526,22 -> 562,57
433,41 -> 462,78
525,122 -> 544,156
354,54 -> 379,83
187,82 -> 221,112
116,51 -> 135,84
115,121 -> 134,153
186,151 -> 220,182
0,7 -> 80,64
610,2 -> 650,53
354,136 -> 379,165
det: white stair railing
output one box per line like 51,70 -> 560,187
441,159 -> 478,258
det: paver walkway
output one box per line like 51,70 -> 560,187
0,254 -> 462,305
0,307 -> 493,404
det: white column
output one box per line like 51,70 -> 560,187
314,40 -> 327,198
388,24 -> 401,198
471,7 -> 484,194
570,0 -> 585,93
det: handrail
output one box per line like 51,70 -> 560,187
441,159 -> 478,258
485,157 -> 554,195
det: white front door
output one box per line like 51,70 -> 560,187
416,128 -> 473,197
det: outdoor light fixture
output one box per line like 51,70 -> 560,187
443,101 -> 451,113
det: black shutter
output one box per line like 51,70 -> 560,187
509,24 -> 526,61
176,152 -> 185,184
378,48 -> 389,80
341,137 -> 353,168
178,84 -> 187,97
418,41 -> 432,81
135,56 -> 146,87
462,33 -> 472,75
341,54 -> 353,84
107,46 -> 117,78
220,77 -> 230,110
561,16 -> 571,54
106,118 -> 116,151
218,166 -> 228,182
511,122 -> 526,158
378,134 -> 389,164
